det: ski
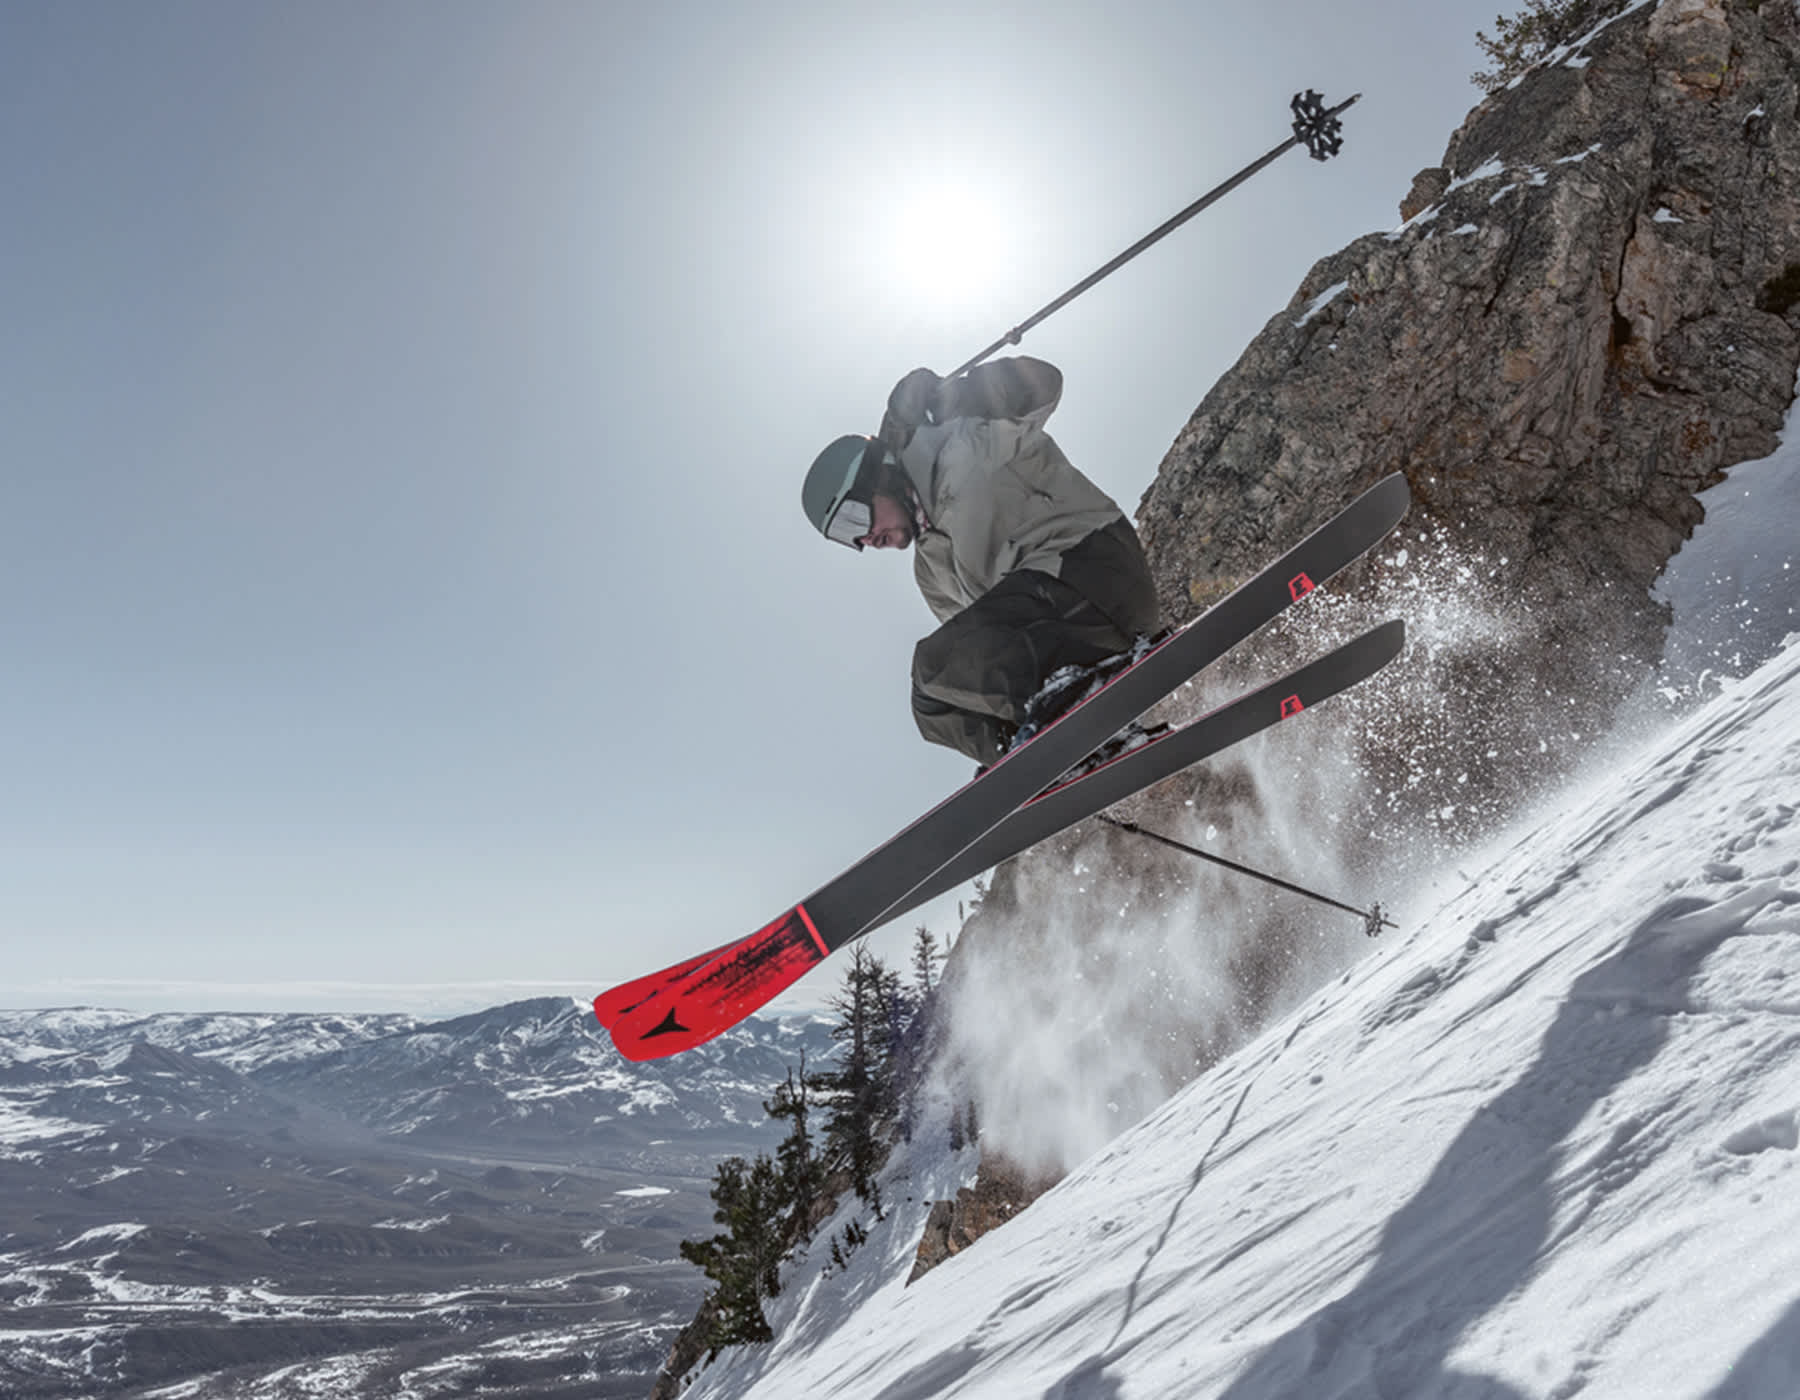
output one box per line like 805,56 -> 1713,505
595,472 -> 1409,1060
878,618 -> 1404,925
592,939 -> 737,1029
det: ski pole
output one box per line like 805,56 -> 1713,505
948,90 -> 1360,379
1097,813 -> 1394,938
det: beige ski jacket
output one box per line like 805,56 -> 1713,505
882,357 -> 1126,624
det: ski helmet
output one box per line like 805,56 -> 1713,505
802,434 -> 884,550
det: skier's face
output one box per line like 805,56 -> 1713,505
857,492 -> 915,551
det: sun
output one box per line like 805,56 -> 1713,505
881,176 -> 1011,308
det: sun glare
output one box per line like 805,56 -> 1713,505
884,178 -> 1011,308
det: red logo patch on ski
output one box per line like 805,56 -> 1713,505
1280,694 -> 1305,718
1288,572 -> 1316,601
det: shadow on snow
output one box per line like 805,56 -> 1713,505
1052,890 -> 1757,1398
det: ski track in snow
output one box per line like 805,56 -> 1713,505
690,635 -> 1800,1400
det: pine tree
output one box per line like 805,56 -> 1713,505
873,956 -> 911,1112
910,927 -> 941,999
1472,0 -> 1629,92
678,1152 -> 787,1351
879,954 -> 921,1144
812,945 -> 892,1215
765,1054 -> 825,1240
677,945 -> 930,1352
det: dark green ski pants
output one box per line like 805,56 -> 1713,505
912,519 -> 1161,765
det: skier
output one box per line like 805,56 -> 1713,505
802,357 -> 1160,766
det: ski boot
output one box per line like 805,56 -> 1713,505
1048,719 -> 1172,790
1011,631 -> 1167,750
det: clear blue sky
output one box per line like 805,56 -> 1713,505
3,0 -> 1510,1013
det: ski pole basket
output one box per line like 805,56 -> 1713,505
1291,90 -> 1349,161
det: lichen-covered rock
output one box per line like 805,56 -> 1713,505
1649,0 -> 1734,92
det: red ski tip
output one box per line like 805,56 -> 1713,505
592,938 -> 736,1026
594,907 -> 828,1061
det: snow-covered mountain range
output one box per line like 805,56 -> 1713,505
0,1000 -> 833,1398
0,997 -> 832,1168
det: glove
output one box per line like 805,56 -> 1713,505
885,368 -> 944,432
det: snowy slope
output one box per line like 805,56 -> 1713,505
684,630 -> 1800,1398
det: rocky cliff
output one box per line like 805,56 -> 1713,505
1141,0 -> 1800,821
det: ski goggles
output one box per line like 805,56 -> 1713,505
823,493 -> 873,550
818,440 -> 881,550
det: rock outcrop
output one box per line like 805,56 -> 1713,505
1138,0 -> 1800,823
907,1155 -> 1059,1284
